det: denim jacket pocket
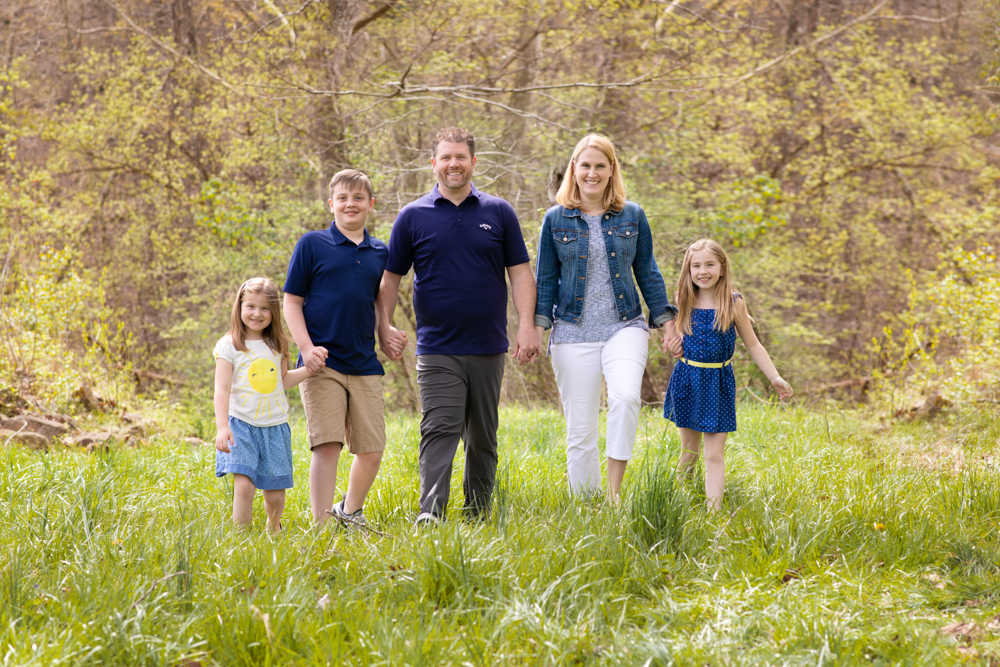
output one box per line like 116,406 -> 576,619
614,224 -> 638,261
553,230 -> 578,263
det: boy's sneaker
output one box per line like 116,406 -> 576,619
414,512 -> 440,527
331,499 -> 366,528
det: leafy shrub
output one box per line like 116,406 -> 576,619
0,247 -> 134,413
871,246 -> 1000,410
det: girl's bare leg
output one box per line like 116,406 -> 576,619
232,474 -> 256,527
310,442 -> 343,524
702,432 -> 728,512
677,427 -> 703,478
262,489 -> 286,533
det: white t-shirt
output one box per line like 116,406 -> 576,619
213,337 -> 290,427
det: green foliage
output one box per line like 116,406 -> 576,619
705,174 -> 788,247
2,1 -> 998,408
0,246 -> 135,412
872,245 -> 1000,409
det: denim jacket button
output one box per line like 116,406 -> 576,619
605,215 -> 609,220
611,252 -> 615,257
626,230 -> 630,236
607,230 -> 612,235
563,236 -> 568,241
622,316 -> 627,321
619,295 -> 624,299
615,273 -> 619,277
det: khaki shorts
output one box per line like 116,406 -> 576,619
298,367 -> 385,454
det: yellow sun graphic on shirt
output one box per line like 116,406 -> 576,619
240,356 -> 285,420
247,358 -> 278,393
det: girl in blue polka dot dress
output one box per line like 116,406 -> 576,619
662,239 -> 793,511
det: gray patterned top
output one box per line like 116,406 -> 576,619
551,213 -> 649,344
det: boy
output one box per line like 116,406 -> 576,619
284,169 -> 406,526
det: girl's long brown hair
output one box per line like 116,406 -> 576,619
674,239 -> 740,336
228,277 -> 290,360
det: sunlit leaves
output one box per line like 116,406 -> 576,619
702,173 -> 787,247
872,246 -> 1000,407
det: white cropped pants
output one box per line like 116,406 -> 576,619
550,327 -> 650,495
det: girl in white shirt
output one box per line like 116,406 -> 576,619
213,277 -> 324,532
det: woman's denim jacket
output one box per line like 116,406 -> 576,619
534,202 -> 677,330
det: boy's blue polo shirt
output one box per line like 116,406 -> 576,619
284,223 -> 387,376
385,183 -> 530,356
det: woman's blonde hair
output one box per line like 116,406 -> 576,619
675,239 -> 744,336
556,134 -> 627,212
228,277 -> 289,359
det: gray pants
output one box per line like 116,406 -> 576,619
416,354 -> 506,518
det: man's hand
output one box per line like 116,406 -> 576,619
506,263 -> 539,365
511,323 -> 541,366
379,325 -> 409,361
303,345 -> 328,373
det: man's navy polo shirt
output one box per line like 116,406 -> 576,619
284,223 -> 387,376
385,183 -> 530,356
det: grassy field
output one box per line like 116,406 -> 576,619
2,403 -> 1000,665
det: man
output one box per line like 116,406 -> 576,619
378,126 -> 540,523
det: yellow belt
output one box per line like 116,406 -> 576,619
680,357 -> 732,369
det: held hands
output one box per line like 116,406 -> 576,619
303,346 -> 328,373
379,325 -> 409,361
511,323 -> 542,366
771,376 -> 794,400
661,334 -> 683,359
215,427 -> 234,453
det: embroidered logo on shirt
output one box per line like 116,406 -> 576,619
480,224 -> 492,230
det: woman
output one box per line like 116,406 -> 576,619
535,134 -> 678,501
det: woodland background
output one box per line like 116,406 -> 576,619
2,0 -> 1000,422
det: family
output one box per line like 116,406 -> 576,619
211,127 -> 794,533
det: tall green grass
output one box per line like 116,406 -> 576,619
1,404 -> 999,665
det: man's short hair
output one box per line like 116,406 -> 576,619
328,169 -> 373,200
432,127 -> 475,158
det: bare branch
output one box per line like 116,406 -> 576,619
101,0 -> 244,98
228,0 -> 317,45
652,0 -> 746,34
352,2 -> 393,35
261,0 -> 297,44
55,24 -> 131,35
870,13 -> 963,24
723,0 -> 891,90
449,92 -> 576,132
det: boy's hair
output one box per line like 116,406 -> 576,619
328,169 -> 373,201
675,239 -> 746,336
556,134 -> 627,213
228,277 -> 290,360
432,127 -> 475,158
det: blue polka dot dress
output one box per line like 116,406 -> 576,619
663,303 -> 738,433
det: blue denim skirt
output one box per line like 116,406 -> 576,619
215,416 -> 294,490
